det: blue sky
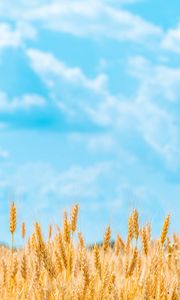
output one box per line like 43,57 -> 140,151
0,0 -> 180,245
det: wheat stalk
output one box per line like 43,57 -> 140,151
9,202 -> 16,253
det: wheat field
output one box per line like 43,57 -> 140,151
0,203 -> 179,299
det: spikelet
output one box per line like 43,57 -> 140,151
21,222 -> 26,240
115,234 -> 125,255
141,227 -> 148,256
136,256 -> 142,277
81,250 -> 89,294
21,254 -> 27,280
125,213 -> 134,253
167,243 -> 173,268
103,225 -> 111,252
71,204 -> 79,233
63,211 -> 71,244
161,214 -> 170,245
108,273 -> 116,295
11,255 -> 18,279
126,247 -> 138,277
30,232 -> 39,259
54,250 -> 62,275
127,213 -> 134,242
78,232 -> 85,249
33,259 -> 40,283
146,223 -> 151,241
35,222 -> 45,256
10,202 -> 16,234
143,276 -> 150,300
88,275 -> 95,299
133,209 -> 139,241
93,244 -> 101,274
172,233 -> 178,250
10,202 -> 16,253
57,231 -> 67,269
42,246 -> 55,278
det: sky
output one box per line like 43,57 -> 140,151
0,0 -> 180,245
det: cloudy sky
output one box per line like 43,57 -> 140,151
0,0 -> 180,245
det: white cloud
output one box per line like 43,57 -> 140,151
128,56 -> 180,102
27,48 -> 107,93
135,100 -> 179,167
0,92 -> 46,112
0,23 -> 21,49
101,6 -> 162,42
27,48 -> 109,119
0,22 -> 36,50
40,162 -> 111,199
66,55 -> 180,167
1,1 -> 162,44
26,48 -> 180,168
162,24 -> 180,54
7,161 -> 112,206
127,56 -> 180,167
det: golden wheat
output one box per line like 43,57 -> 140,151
9,201 -> 16,252
0,202 -> 179,299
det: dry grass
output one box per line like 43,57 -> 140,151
0,203 -> 179,299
